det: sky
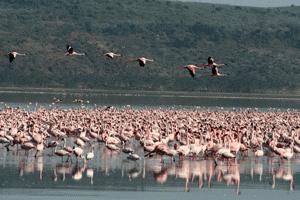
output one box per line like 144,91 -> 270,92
173,0 -> 300,7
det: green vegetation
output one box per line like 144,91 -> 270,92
0,0 -> 299,93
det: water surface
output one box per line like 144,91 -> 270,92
0,88 -> 299,199
0,88 -> 299,110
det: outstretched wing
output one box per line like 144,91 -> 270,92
104,53 -> 113,59
185,66 -> 196,78
8,53 -> 15,63
138,59 -> 145,67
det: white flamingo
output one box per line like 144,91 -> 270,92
8,51 -> 26,63
65,45 -> 85,56
127,152 -> 140,161
129,57 -> 154,67
104,52 -> 121,59
86,146 -> 94,160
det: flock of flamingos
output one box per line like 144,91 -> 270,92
0,105 -> 299,192
0,45 -> 299,193
2,45 -> 227,78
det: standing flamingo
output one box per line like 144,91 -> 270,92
127,152 -> 140,161
65,45 -> 85,56
8,51 -> 26,63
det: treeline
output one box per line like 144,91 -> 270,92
0,0 -> 299,93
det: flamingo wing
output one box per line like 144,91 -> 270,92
105,53 -> 113,59
185,66 -> 196,78
8,53 -> 15,63
138,59 -> 145,67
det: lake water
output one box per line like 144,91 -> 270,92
0,88 -> 299,200
0,88 -> 299,110
0,144 -> 300,200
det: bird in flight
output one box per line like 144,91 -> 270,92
129,57 -> 154,67
183,64 -> 202,78
104,52 -> 121,59
199,57 -> 227,76
65,45 -> 85,56
7,51 -> 26,63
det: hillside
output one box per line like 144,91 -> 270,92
0,0 -> 299,93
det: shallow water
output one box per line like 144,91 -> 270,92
0,189 -> 299,200
0,143 -> 300,199
0,89 -> 299,199
0,88 -> 299,110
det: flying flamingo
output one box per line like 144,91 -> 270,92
104,52 -> 121,59
183,65 -> 201,78
8,51 -> 26,63
199,56 -> 227,76
129,57 -> 154,67
65,45 -> 85,56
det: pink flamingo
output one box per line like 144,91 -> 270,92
199,56 -> 227,76
183,65 -> 201,78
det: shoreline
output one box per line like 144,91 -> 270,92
0,87 -> 299,100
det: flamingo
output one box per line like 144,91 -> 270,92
281,146 -> 294,160
75,138 -> 85,147
21,142 -> 35,155
54,145 -> 71,161
104,52 -> 121,59
73,146 -> 84,161
0,137 -> 10,145
86,146 -> 94,160
189,143 -> 203,158
106,143 -> 120,152
127,152 -> 140,161
152,143 -> 175,162
62,138 -> 73,154
216,147 -> 236,158
174,132 -> 190,159
35,142 -> 45,157
47,140 -> 59,149
183,65 -> 201,78
122,146 -> 134,154
254,144 -> 264,157
8,51 -> 26,63
65,45 -> 85,56
199,56 -> 227,76
129,57 -> 154,67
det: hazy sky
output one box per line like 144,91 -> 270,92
174,0 -> 300,7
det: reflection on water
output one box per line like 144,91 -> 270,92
0,90 -> 299,197
0,144 -> 299,195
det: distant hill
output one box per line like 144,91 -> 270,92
0,0 -> 299,93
